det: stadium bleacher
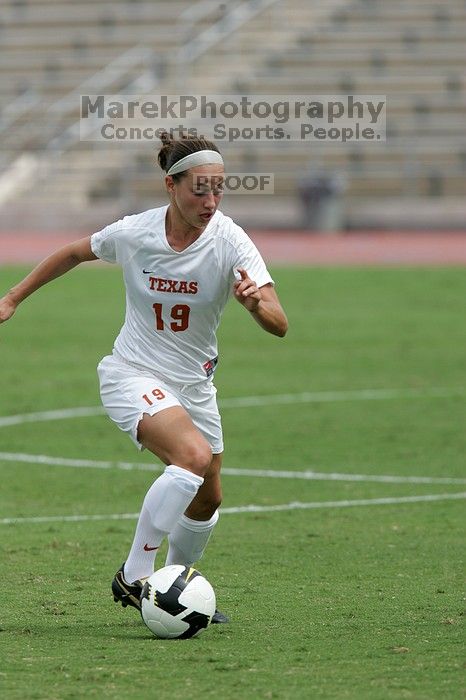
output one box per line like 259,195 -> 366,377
0,0 -> 465,231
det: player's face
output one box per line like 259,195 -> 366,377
167,164 -> 225,229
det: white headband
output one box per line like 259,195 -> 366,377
166,150 -> 224,176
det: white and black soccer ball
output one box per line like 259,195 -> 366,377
140,565 -> 216,639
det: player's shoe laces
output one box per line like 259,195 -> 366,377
112,564 -> 143,611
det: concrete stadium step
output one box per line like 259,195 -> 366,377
1,1 -> 194,25
297,30 -> 466,47
247,73 -> 465,94
0,26 -> 183,48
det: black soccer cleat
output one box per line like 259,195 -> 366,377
211,609 -> 230,624
112,564 -> 143,611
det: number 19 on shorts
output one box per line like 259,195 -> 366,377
142,387 -> 166,406
153,303 -> 190,332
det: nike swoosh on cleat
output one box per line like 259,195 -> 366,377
143,544 -> 159,551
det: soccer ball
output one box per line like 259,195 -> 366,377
140,565 -> 216,639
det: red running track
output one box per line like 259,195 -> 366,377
1,231 -> 466,265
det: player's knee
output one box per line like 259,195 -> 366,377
178,442 -> 212,477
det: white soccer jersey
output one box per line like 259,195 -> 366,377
91,205 -> 274,385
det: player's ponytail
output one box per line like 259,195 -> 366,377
157,132 -> 220,181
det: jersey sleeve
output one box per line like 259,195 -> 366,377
229,226 -> 274,288
90,219 -> 124,264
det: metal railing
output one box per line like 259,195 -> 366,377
174,0 -> 282,89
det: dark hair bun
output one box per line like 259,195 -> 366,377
157,131 -> 176,171
157,133 -> 220,175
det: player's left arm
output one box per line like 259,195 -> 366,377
234,268 -> 288,337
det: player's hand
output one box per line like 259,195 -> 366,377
233,268 -> 261,312
0,294 -> 17,324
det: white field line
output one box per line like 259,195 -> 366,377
220,386 -> 466,408
0,452 -> 155,472
1,492 -> 465,526
0,386 -> 464,428
0,406 -> 104,428
219,467 -> 466,485
1,451 -> 465,485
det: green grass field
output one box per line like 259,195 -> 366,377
0,265 -> 465,700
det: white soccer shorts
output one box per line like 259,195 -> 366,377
97,354 -> 224,453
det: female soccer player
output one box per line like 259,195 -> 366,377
0,134 -> 288,622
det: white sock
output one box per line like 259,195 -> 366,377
123,465 -> 204,583
165,510 -> 219,567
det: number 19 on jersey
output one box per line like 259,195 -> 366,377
153,303 -> 190,332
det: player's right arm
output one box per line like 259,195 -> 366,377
0,236 -> 97,323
